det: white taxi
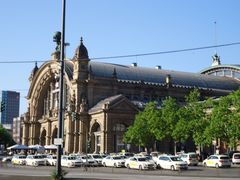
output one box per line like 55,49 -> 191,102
232,153 -> 240,164
156,155 -> 188,171
11,155 -> 26,165
25,154 -> 46,166
102,155 -> 125,167
46,154 -> 57,166
125,157 -> 155,170
203,155 -> 231,168
61,155 -> 83,167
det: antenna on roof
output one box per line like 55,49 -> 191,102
214,21 -> 218,54
211,21 -> 221,66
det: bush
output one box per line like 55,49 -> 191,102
51,169 -> 68,180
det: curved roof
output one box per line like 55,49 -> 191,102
200,64 -> 240,74
56,60 -> 240,91
89,61 -> 240,91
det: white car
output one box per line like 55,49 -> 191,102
156,155 -> 188,171
46,155 -> 57,166
25,155 -> 46,166
125,157 -> 155,170
232,153 -> 240,164
77,155 -> 98,166
179,153 -> 198,166
2,156 -> 13,163
88,154 -> 103,166
102,156 -> 125,167
61,155 -> 83,168
203,155 -> 231,168
11,155 -> 26,165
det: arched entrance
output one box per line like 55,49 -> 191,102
91,122 -> 101,153
40,129 -> 46,146
52,127 -> 58,144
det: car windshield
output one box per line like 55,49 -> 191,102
234,154 -> 240,159
52,156 -> 57,159
19,156 -> 26,159
113,156 -> 122,160
68,156 -> 76,160
170,157 -> 182,161
220,156 -> 229,160
189,154 -> 197,158
145,156 -> 152,160
93,155 -> 102,158
138,158 -> 147,162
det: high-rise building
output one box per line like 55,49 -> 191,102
0,91 -> 20,125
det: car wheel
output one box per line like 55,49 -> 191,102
171,165 -> 175,171
103,162 -> 106,167
215,163 -> 219,168
203,162 -> 207,167
157,164 -> 161,169
139,165 -> 143,170
126,164 -> 130,169
114,163 -> 117,168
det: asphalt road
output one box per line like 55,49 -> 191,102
0,162 -> 240,180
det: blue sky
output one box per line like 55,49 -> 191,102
0,0 -> 240,114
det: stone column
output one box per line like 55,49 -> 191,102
74,119 -> 79,153
22,122 -> 29,145
64,114 -> 73,154
46,120 -> 52,145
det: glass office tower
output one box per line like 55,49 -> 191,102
0,91 -> 20,125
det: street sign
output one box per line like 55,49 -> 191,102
54,138 -> 63,145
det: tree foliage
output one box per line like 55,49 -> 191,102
0,124 -> 13,148
124,89 -> 240,152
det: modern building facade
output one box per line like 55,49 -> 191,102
0,91 -> 20,126
21,39 -> 240,154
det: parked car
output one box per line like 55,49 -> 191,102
76,155 -> 98,166
11,155 -> 26,165
156,155 -> 188,171
203,155 -> 231,168
88,154 -> 103,166
61,155 -> 83,168
125,156 -> 156,170
102,155 -> 125,167
179,153 -> 198,166
46,155 -> 57,166
225,151 -> 240,159
232,153 -> 240,164
25,154 -> 46,166
2,156 -> 13,162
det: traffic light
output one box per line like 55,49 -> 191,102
0,101 -> 5,112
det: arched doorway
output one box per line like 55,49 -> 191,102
91,122 -> 101,153
52,127 -> 58,144
40,129 -> 46,146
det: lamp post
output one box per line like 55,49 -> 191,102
56,0 -> 66,178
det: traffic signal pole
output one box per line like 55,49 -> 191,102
56,0 -> 66,178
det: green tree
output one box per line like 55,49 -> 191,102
0,124 -> 13,149
123,102 -> 156,152
160,97 -> 180,154
226,90 -> 240,149
205,96 -> 232,148
185,89 -> 210,150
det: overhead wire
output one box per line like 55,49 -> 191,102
0,42 -> 239,64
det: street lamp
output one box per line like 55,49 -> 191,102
56,0 -> 66,178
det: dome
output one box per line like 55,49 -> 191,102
74,37 -> 88,60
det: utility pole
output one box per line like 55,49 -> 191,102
56,0 -> 66,178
